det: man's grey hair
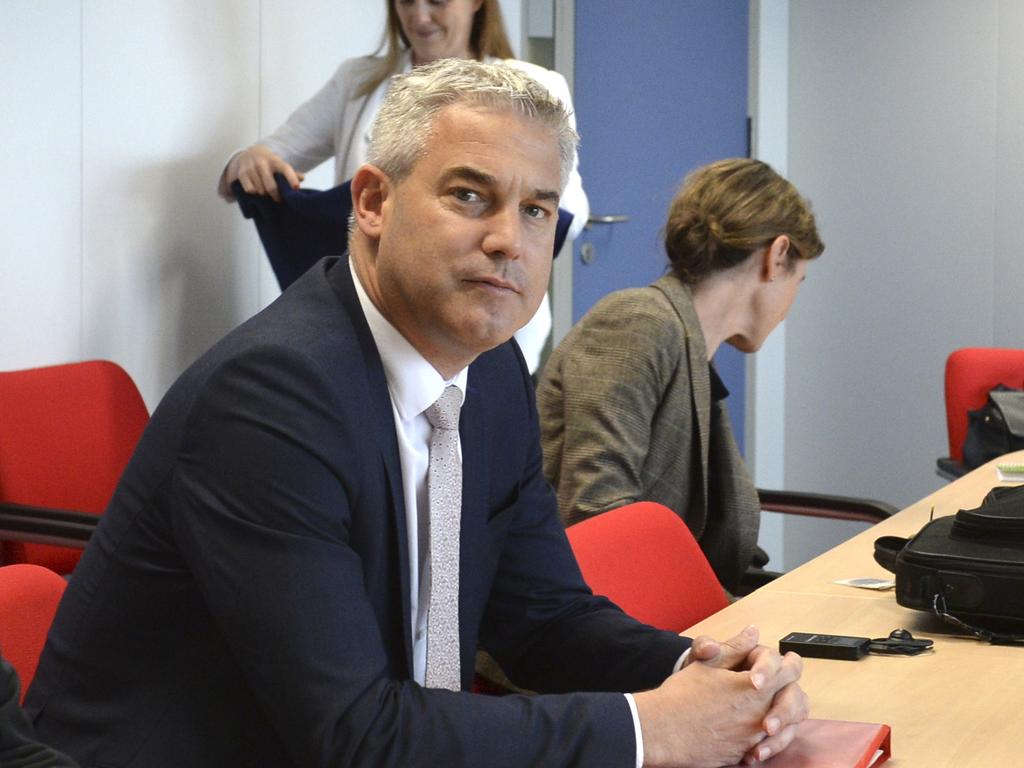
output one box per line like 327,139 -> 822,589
367,58 -> 578,192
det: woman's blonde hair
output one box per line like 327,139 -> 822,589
356,0 -> 515,98
664,158 -> 824,285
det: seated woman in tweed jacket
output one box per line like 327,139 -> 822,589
537,158 -> 824,593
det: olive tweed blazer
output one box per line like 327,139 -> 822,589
537,274 -> 760,592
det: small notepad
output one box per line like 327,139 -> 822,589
997,462 -> 1024,483
724,719 -> 891,768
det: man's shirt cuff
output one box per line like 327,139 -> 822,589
624,693 -> 644,768
625,648 -> 692,767
673,646 -> 691,674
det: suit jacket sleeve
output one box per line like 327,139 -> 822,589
0,657 -> 77,768
170,342 -> 685,768
471,343 -> 691,696
539,290 -> 690,526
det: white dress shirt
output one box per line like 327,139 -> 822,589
350,260 -> 649,766
350,260 -> 467,685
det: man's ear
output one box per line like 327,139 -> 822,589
351,164 -> 391,239
762,234 -> 791,282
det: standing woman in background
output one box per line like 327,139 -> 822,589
217,0 -> 589,373
537,159 -> 823,594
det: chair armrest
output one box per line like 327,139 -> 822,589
740,489 -> 896,595
0,501 -> 99,548
756,489 -> 897,524
739,568 -> 779,594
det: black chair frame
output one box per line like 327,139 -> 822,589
740,489 -> 897,594
0,502 -> 98,561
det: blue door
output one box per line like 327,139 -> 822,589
572,0 -> 750,449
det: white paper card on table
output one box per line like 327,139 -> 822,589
833,577 -> 895,591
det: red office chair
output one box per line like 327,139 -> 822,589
566,495 -> 895,603
566,501 -> 728,632
0,564 -> 67,701
0,360 -> 149,573
937,348 -> 1024,479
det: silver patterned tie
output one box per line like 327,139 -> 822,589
424,385 -> 462,691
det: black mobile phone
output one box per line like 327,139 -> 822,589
779,632 -> 870,660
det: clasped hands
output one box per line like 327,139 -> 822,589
635,625 -> 807,768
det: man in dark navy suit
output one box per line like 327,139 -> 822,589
1,656 -> 76,768
27,59 -> 805,767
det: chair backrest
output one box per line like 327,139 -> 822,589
234,175 -> 575,291
566,501 -> 728,633
944,348 -> 1024,462
0,360 -> 149,573
0,564 -> 66,701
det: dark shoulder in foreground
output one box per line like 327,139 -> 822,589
1,657 -> 78,768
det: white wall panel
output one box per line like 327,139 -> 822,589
748,0 -> 789,566
0,1 -> 82,369
81,1 -> 262,407
785,1 -> 1000,508
994,0 -> 1024,346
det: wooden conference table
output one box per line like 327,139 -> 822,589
684,450 -> 1024,766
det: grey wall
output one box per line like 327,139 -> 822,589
780,0 -> 1024,513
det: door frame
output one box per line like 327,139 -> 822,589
550,0 -> 576,348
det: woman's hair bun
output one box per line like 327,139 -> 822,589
662,158 -> 824,285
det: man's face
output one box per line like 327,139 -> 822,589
354,104 -> 561,377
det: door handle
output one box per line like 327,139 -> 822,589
585,214 -> 630,229
580,214 -> 629,264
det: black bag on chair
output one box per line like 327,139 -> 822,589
961,385 -> 1024,470
874,485 -> 1024,636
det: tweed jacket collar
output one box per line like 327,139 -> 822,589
651,274 -> 712,497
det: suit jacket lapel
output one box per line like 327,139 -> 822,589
328,256 -> 415,673
456,369 -> 488,682
653,275 -> 712,530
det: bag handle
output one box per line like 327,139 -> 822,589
873,535 -> 907,573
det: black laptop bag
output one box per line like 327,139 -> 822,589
874,485 -> 1024,630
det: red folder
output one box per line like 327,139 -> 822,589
726,719 -> 891,768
